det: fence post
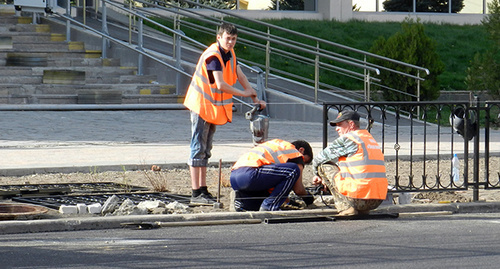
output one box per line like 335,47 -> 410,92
323,104 -> 328,148
128,0 -> 133,44
417,70 -> 420,118
175,30 -> 184,95
265,27 -> 271,89
473,95 -> 480,201
137,15 -> 144,76
484,100 -> 491,189
83,0 -> 86,25
173,14 -> 178,58
314,42 -> 319,104
66,0 -> 71,42
101,0 -> 108,59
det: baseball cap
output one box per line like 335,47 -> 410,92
329,110 -> 360,126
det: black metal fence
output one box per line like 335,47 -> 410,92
322,100 -> 500,201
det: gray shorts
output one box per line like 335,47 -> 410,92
188,111 -> 216,167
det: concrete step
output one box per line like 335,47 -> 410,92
0,66 -> 34,76
0,16 -> 31,25
0,94 -> 79,105
2,53 -> 48,66
0,66 -> 149,88
1,32 -> 67,43
0,75 -> 42,84
0,50 -> 103,66
0,12 -> 177,105
39,68 -> 139,84
0,83 -> 181,104
47,57 -> 120,67
0,7 -> 16,16
120,75 -> 157,84
123,94 -> 184,104
0,83 -> 175,95
0,93 -> 185,105
8,41 -> 86,52
0,23 -> 51,33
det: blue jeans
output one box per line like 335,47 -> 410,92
230,163 -> 300,211
188,111 -> 216,167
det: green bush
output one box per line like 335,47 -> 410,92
369,19 -> 444,101
466,0 -> 500,99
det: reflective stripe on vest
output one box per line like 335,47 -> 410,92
232,139 -> 303,170
336,130 -> 388,200
183,43 -> 237,125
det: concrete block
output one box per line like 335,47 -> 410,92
76,203 -> 88,214
88,203 -> 102,214
59,205 -> 78,214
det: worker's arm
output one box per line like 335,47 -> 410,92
312,136 -> 358,176
212,70 -> 251,96
292,163 -> 307,196
235,66 -> 266,109
213,67 -> 266,108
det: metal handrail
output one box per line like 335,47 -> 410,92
57,0 -> 430,103
130,0 -> 378,102
52,11 -> 191,77
167,0 -> 429,75
130,0 -> 428,102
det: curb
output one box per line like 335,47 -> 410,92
2,202 -> 500,234
0,209 -> 335,234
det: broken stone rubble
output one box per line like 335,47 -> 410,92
58,194 -> 190,215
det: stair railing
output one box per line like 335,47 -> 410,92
130,0 -> 429,104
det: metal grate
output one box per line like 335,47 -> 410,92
0,182 -> 149,199
12,192 -> 192,210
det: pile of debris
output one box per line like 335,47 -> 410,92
58,194 -> 190,215
2,183 -> 194,217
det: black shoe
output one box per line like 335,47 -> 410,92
190,193 -> 217,206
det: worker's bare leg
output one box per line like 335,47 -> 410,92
190,166 -> 207,189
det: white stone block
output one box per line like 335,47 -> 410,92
88,203 -> 102,214
76,203 -> 88,214
59,205 -> 78,214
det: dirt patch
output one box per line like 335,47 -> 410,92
1,158 -> 500,214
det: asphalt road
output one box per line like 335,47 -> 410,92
2,213 -> 500,268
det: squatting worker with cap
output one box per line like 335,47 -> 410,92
230,139 -> 315,211
184,22 -> 266,206
311,110 -> 388,216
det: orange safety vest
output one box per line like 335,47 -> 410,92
335,130 -> 388,200
232,139 -> 303,170
183,43 -> 238,125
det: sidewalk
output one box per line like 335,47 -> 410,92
2,201 -> 500,234
2,109 -> 500,234
4,109 -> 500,175
0,109 -> 325,175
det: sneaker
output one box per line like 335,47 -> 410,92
231,190 -> 248,212
190,193 -> 217,206
229,190 -> 237,211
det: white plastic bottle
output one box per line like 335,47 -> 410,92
452,154 -> 460,184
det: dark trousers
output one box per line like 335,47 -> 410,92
230,163 -> 300,211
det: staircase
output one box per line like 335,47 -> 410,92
0,7 -> 181,105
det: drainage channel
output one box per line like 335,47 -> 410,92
0,182 -> 149,199
12,192 -> 192,210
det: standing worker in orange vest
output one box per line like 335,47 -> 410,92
312,110 -> 388,216
230,139 -> 315,211
184,22 -> 266,205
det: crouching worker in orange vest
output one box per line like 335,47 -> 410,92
312,110 -> 388,216
230,139 -> 314,211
